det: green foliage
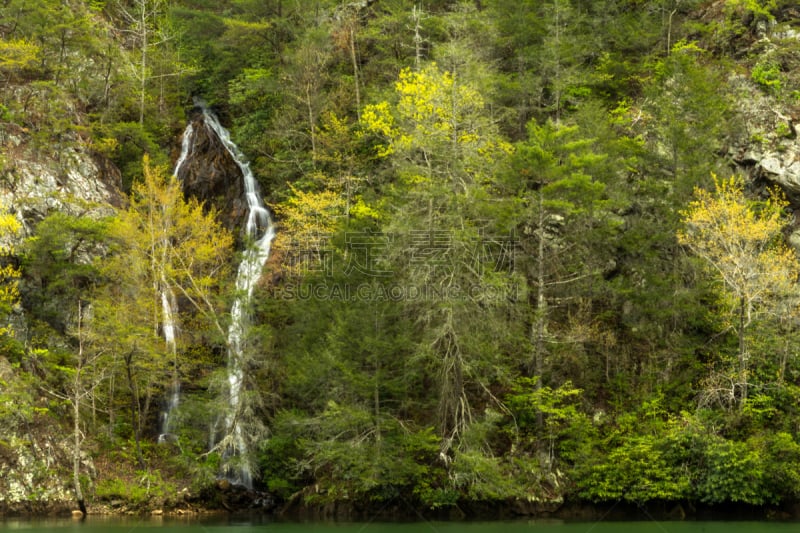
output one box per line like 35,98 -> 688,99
21,212 -> 110,332
94,122 -> 168,192
645,41 -> 735,186
574,404 -> 800,506
507,378 -> 586,440
697,436 -> 766,504
8,0 -> 800,512
726,0 -> 777,22
752,58 -> 782,94
263,408 -> 450,508
0,38 -> 41,82
95,469 -> 176,506
580,433 -> 691,502
0,360 -> 36,430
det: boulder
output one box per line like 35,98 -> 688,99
758,152 -> 800,194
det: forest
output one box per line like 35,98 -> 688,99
3,0 -> 800,517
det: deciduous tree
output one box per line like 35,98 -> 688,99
94,156 -> 233,464
678,174 -> 799,405
0,206 -> 21,335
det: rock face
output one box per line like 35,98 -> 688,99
176,108 -> 246,232
0,430 -> 79,515
0,356 -> 90,515
0,122 -> 123,242
729,75 -> 800,248
729,72 -> 800,190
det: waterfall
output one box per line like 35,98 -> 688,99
157,126 -> 195,444
187,103 -> 275,490
158,286 -> 179,443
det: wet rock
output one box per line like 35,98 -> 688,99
176,109 -> 246,232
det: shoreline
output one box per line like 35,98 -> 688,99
4,496 -> 800,523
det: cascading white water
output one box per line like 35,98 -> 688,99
158,286 -> 180,443
174,123 -> 194,174
157,128 -> 195,443
188,103 -> 274,490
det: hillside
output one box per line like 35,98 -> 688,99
3,0 -> 800,519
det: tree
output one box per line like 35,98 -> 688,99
487,0 -> 596,132
362,62 -> 518,464
42,302 -> 108,517
94,156 -> 233,464
678,174 -> 800,405
22,212 -> 110,333
0,38 -> 41,86
643,41 -> 734,189
0,0 -> 119,108
507,119 -> 617,394
21,212 -> 113,515
113,0 -> 191,125
283,26 -> 332,162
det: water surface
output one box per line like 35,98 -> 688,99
1,519 -> 799,533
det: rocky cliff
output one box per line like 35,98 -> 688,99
0,84 -> 122,514
720,12 -> 800,246
0,123 -> 123,241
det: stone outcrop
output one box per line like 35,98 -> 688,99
728,73 -> 800,252
723,5 -> 800,199
0,122 -> 123,242
729,72 -> 800,190
0,430 -> 81,516
176,108 -> 246,232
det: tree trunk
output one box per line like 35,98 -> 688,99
531,189 -> 547,380
72,300 -> 86,517
124,351 -> 146,469
739,296 -> 747,404
349,23 -> 360,120
412,6 -> 423,69
72,395 -> 86,517
533,190 -> 547,428
139,0 -> 148,126
306,83 -> 316,160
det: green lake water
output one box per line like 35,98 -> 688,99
1,519 -> 800,533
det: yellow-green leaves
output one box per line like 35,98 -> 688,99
394,65 -> 483,146
274,183 -> 345,271
679,174 -> 799,404
678,174 -> 797,316
103,156 -> 234,341
361,63 -> 511,178
360,102 -> 396,157
0,207 -> 21,328
0,38 -> 40,76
